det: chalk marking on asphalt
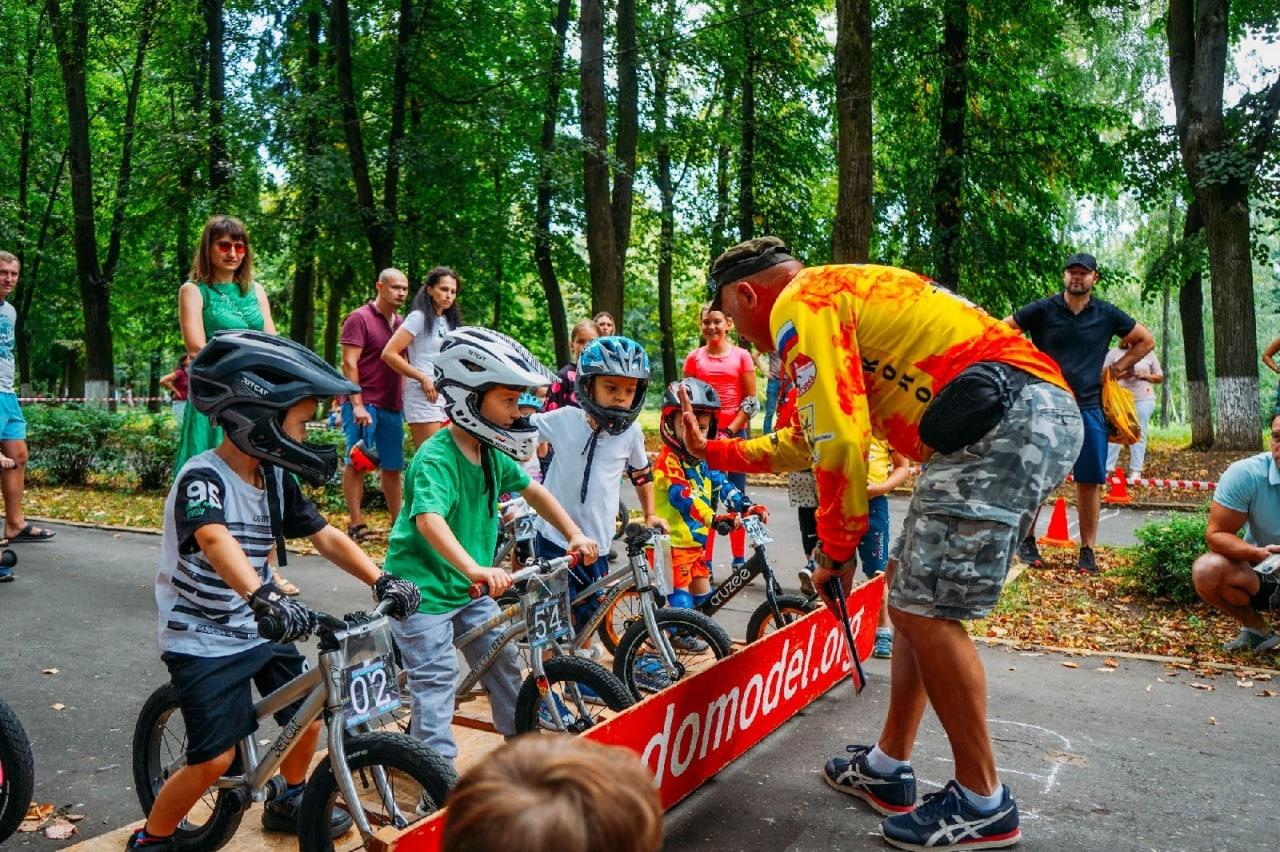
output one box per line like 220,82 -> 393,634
931,756 -> 1049,782
1066,507 -> 1120,537
989,718 -> 1072,795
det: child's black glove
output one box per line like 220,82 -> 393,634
374,573 -> 422,620
249,582 -> 318,643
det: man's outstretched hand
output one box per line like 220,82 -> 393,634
678,384 -> 710,460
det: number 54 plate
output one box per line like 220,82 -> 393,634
342,654 -> 401,729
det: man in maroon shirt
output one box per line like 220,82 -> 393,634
340,268 -> 408,540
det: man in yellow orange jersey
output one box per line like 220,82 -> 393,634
679,237 -> 1082,851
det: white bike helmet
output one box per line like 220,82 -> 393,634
433,327 -> 555,461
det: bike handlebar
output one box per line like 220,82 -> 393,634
712,504 -> 766,535
466,553 -> 583,600
256,598 -> 394,643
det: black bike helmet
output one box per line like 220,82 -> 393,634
660,378 -> 721,461
573,336 -> 650,436
189,329 -> 359,485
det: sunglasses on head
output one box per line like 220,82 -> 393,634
215,239 -> 247,254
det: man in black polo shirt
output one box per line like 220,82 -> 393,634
1005,253 -> 1154,573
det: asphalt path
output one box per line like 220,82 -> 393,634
2,492 -> 1256,851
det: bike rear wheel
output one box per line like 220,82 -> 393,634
0,697 -> 35,844
596,588 -> 644,655
132,683 -> 244,851
745,594 -> 820,643
514,656 -> 634,734
613,609 -> 733,700
297,732 -> 456,852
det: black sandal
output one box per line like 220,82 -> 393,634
346,523 -> 374,543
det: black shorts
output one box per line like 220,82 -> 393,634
162,642 -> 308,765
1249,571 -> 1280,613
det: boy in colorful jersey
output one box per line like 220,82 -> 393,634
680,237 -> 1082,851
653,379 -> 754,615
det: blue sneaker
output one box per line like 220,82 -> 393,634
823,744 -> 916,815
537,692 -> 576,730
873,629 -> 893,659
633,654 -> 673,692
881,781 -> 1021,850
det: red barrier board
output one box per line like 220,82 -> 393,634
392,576 -> 883,851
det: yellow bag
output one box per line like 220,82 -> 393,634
1101,371 -> 1141,445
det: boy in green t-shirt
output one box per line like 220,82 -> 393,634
384,328 -> 597,767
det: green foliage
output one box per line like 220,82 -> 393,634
109,411 -> 178,490
24,405 -> 119,486
1125,514 -> 1209,604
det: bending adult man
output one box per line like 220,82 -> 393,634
1005,253 -> 1154,573
341,268 -> 408,540
680,237 -> 1080,850
1190,414 -> 1280,652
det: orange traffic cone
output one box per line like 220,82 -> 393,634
1104,466 -> 1131,504
1037,497 -> 1075,547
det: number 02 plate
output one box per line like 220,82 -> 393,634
342,654 -> 401,729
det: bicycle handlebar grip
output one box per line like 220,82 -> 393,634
256,614 -> 286,642
467,581 -> 490,600
743,504 -> 766,518
712,513 -> 738,535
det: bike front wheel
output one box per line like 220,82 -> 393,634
613,609 -> 733,699
297,732 -> 457,852
745,594 -> 820,643
514,655 -> 635,734
0,697 -> 35,844
132,683 -> 244,851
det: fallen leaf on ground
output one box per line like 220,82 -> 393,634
1237,680 -> 1254,688
1258,689 -> 1277,698
1255,673 -> 1272,681
1146,684 -> 1153,692
67,814 -> 85,823
41,667 -> 59,675
1190,682 -> 1214,691
1061,661 -> 1079,669
1096,667 -> 1115,672
1207,716 -> 1217,725
1104,658 -> 1119,667
44,820 -> 77,840
50,702 -> 66,710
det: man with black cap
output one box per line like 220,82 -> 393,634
678,237 -> 1081,850
1005,252 -> 1154,574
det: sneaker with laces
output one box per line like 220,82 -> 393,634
880,780 -> 1020,851
1015,537 -> 1042,568
823,744 -> 917,815
262,784 -> 354,837
537,692 -> 578,730
873,628 -> 894,659
1222,627 -> 1280,652
125,828 -> 176,850
633,654 -> 673,692
670,630 -> 709,652
1077,545 -> 1098,575
798,560 -> 816,598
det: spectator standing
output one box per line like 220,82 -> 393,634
1260,334 -> 1280,412
0,251 -> 55,548
763,349 -> 783,432
381,266 -> 462,449
159,354 -> 192,424
593,311 -> 616,336
1104,343 -> 1162,478
341,269 -> 409,541
684,305 -> 757,569
1006,252 -> 1153,574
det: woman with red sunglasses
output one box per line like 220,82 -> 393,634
173,216 -> 298,595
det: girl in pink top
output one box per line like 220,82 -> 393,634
684,306 -> 757,568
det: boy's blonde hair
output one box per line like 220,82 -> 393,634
442,735 -> 662,852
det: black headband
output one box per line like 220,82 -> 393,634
708,244 -> 795,293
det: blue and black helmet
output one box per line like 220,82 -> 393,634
517,392 -> 543,411
574,335 -> 650,435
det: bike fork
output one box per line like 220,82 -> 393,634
640,594 -> 680,675
326,714 -> 406,838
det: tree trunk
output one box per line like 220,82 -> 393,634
931,0 -> 967,288
832,0 -> 872,264
579,0 -> 621,322
712,138 -> 731,258
47,0 -> 113,399
323,270 -> 350,367
290,6 -> 323,347
1177,201 -> 1213,449
16,150 -> 67,392
16,8 -> 46,268
148,351 -> 161,413
203,0 -> 229,202
738,0 -> 756,241
1159,199 -> 1176,428
653,0 -> 677,383
1167,0 -> 1261,449
330,0 -> 394,273
104,0 -> 159,285
610,0 -> 638,295
533,0 -> 573,367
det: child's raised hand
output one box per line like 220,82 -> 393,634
565,533 -> 599,565
677,384 -> 709,459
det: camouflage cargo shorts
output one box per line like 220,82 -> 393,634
889,380 -> 1083,620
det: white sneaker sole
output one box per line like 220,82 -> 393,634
882,827 -> 1022,851
822,770 -> 914,816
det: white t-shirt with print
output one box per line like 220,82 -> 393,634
401,309 -> 450,376
532,406 -> 648,551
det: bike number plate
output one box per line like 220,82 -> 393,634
342,654 -> 401,729
523,573 -> 572,651
743,516 -> 773,546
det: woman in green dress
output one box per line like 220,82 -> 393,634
175,215 -> 298,594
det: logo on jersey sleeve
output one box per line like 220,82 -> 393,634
791,353 -> 817,395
